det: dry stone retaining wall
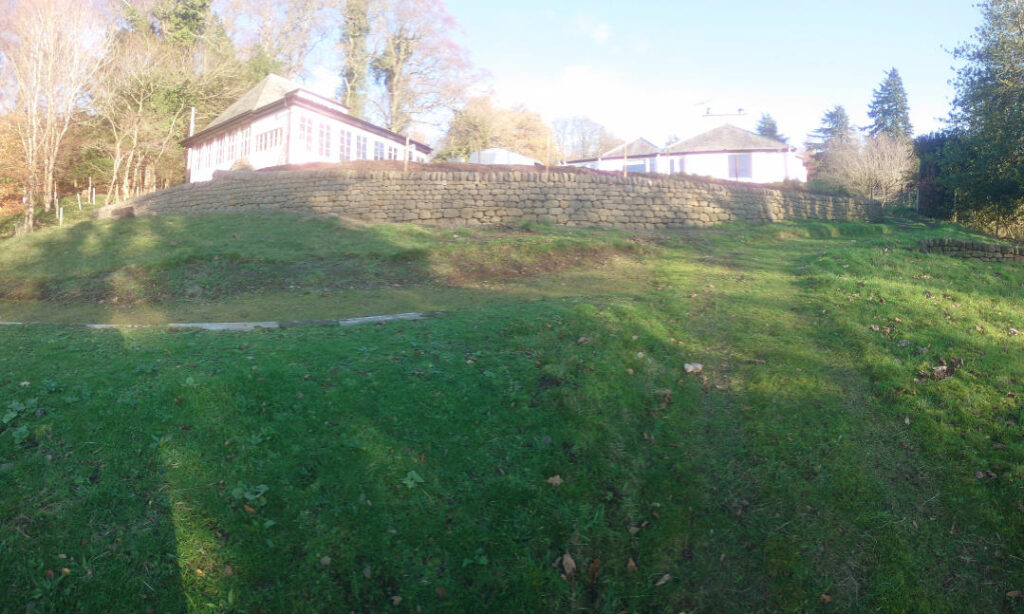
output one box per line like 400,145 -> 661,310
918,238 -> 1024,263
122,169 -> 882,230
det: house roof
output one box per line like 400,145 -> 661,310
664,124 -> 791,154
203,74 -> 305,133
602,138 -> 661,158
182,73 -> 431,154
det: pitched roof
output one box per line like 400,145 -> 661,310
602,138 -> 661,158
202,74 -> 301,133
664,124 -> 790,154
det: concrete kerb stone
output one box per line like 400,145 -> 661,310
0,312 -> 430,332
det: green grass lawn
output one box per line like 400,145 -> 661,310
1,212 -> 1023,612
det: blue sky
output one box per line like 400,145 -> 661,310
305,1 -> 983,147
437,0 -> 981,146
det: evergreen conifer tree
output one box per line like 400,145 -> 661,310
806,105 -> 855,154
756,114 -> 786,143
867,68 -> 913,139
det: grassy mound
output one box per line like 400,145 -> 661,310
1,214 -> 1023,611
0,213 -> 651,323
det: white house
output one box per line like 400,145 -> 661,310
182,74 -> 432,183
568,138 -> 662,174
468,147 -> 541,166
565,125 -> 806,183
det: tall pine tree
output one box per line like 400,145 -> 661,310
867,68 -> 913,139
806,105 -> 855,154
756,113 -> 786,143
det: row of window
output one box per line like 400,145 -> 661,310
198,128 -> 252,170
582,153 -> 753,179
196,119 -> 418,171
302,120 -> 402,163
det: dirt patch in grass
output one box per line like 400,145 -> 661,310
436,243 -> 641,285
0,242 -> 648,306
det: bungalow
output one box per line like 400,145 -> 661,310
565,124 -> 806,183
182,74 -> 432,183
568,138 -> 661,174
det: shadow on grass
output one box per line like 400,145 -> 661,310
0,327 -> 189,612
2,212 -> 1022,612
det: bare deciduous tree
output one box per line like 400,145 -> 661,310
368,0 -> 475,134
0,0 -> 111,230
818,135 -> 916,204
553,116 -> 623,161
216,0 -> 334,78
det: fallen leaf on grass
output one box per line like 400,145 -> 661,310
821,593 -> 834,603
577,337 -> 590,345
243,505 -> 257,514
626,558 -> 638,573
1009,328 -> 1020,336
654,573 -> 672,587
546,475 -> 563,486
869,325 -> 880,332
224,565 -> 234,576
391,596 -> 403,605
561,553 -> 576,578
587,558 -> 601,583
976,470 -> 997,480
1008,590 -> 1022,598
319,556 -> 331,566
684,363 -> 703,374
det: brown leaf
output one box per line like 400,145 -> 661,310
587,558 -> 601,583
654,573 -> 671,587
319,556 -> 331,566
224,565 -> 234,576
1007,590 -> 1022,598
577,336 -> 590,345
390,596 -> 403,606
626,558 -> 638,573
821,593 -> 834,603
243,504 -> 257,514
546,475 -> 563,487
561,553 -> 577,577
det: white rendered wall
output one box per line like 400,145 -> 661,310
188,106 -> 428,183
662,151 -> 807,183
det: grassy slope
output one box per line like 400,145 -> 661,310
1,214 -> 1023,612
0,213 -> 650,324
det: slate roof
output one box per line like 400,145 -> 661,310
664,124 -> 790,154
601,138 -> 661,158
182,73 -> 431,154
202,74 -> 301,133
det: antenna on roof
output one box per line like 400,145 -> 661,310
703,107 -> 747,118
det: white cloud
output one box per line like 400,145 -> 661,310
573,15 -> 611,45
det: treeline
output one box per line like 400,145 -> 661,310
0,0 -> 474,231
913,0 -> 1024,236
